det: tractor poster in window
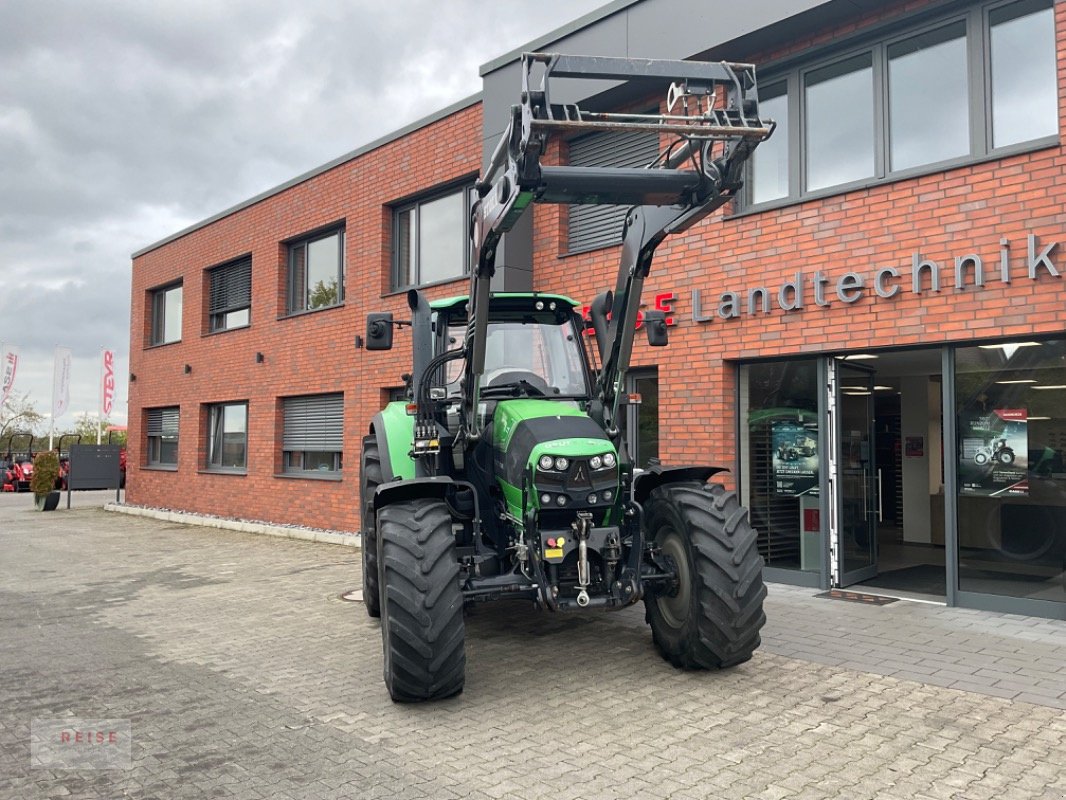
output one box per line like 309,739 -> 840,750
958,408 -> 1029,496
771,420 -> 819,496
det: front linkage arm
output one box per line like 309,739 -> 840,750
463,51 -> 773,447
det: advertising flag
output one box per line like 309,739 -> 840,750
52,346 -> 72,420
0,343 -> 18,408
100,349 -> 115,417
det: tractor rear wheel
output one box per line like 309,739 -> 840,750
644,482 -> 766,669
360,436 -> 383,618
377,499 -> 465,702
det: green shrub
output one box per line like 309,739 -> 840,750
30,451 -> 60,496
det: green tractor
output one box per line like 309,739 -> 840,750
362,53 -> 774,701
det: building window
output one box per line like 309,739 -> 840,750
567,129 -> 659,254
888,22 -> 969,172
150,282 -> 182,345
750,83 -> 789,204
804,54 -> 875,192
288,227 -> 344,314
282,393 -> 343,474
990,0 -> 1057,148
739,360 -> 821,573
954,338 -> 1066,605
393,184 -> 472,289
623,370 -> 659,469
207,403 -> 247,470
208,255 -> 251,332
747,0 -> 1057,206
146,406 -> 179,466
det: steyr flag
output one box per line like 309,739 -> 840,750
0,344 -> 18,408
100,349 -> 115,417
53,347 -> 72,419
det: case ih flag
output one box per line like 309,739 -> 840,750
0,344 -> 18,407
100,349 -> 115,417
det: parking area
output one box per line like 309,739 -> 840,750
1,498 -> 1064,799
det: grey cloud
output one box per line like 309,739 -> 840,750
0,0 -> 607,420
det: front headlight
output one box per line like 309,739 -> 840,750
538,455 -> 554,471
554,457 -> 569,471
589,455 -> 603,469
603,452 -> 617,468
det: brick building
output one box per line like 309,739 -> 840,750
130,0 -> 1066,619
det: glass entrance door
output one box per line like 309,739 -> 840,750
833,361 -> 878,585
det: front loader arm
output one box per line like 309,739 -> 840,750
460,52 -> 773,446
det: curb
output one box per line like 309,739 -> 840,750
103,503 -> 361,549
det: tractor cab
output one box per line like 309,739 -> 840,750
430,293 -> 591,402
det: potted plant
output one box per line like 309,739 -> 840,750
30,451 -> 61,511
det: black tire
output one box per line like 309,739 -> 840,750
377,499 -> 465,702
644,482 -> 766,670
997,449 -> 1015,465
360,435 -> 383,618
974,451 -> 989,465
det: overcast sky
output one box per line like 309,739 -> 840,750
0,0 -> 609,431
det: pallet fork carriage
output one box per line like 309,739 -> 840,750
363,52 -> 774,702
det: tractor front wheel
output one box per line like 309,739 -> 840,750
377,499 -> 465,702
644,483 -> 766,669
360,436 -> 383,618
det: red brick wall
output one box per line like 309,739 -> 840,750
131,0 -> 1066,524
128,103 -> 482,530
531,0 -> 1066,489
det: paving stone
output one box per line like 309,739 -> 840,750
1,496 -> 1065,799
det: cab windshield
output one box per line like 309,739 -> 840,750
444,317 -> 590,398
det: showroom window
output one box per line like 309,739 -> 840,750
567,129 -> 659,253
739,360 -> 821,572
206,402 -> 248,471
282,393 -> 343,474
150,282 -> 182,345
954,339 -> 1066,604
145,406 -> 179,466
746,0 -> 1057,206
207,255 -> 251,332
393,184 -> 472,289
287,226 -> 344,314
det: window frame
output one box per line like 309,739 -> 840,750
150,281 -> 183,346
280,393 -> 344,476
391,181 -> 474,290
742,0 -> 1058,213
205,402 -> 248,472
286,225 -> 345,316
207,255 -> 252,333
145,406 -> 180,468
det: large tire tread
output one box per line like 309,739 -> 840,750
645,482 -> 767,670
378,499 -> 465,702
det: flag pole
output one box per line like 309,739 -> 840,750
49,347 -> 56,451
97,347 -> 104,445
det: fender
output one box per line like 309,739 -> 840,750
632,465 -> 727,506
369,406 -> 415,482
372,476 -> 480,520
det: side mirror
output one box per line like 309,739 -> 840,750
644,310 -> 669,347
366,312 -> 394,350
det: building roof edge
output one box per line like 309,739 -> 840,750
478,0 -> 642,76
132,92 -> 482,259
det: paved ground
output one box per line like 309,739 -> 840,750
1,495 -> 1065,800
